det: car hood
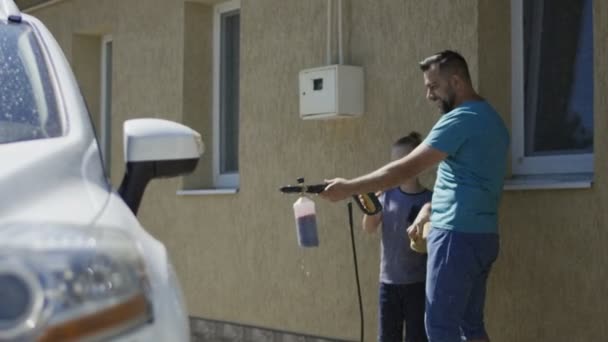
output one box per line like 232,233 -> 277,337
0,135 -> 111,226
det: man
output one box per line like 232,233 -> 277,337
320,50 -> 510,342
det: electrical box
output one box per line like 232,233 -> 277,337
299,65 -> 364,120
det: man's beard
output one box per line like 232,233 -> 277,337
439,91 -> 456,114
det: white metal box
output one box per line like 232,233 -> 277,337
299,64 -> 364,120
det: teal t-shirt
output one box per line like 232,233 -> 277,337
424,100 -> 510,234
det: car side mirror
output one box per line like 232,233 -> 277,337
118,118 -> 204,214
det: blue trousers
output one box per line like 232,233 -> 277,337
425,228 -> 499,342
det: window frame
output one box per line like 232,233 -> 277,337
212,0 -> 240,188
511,0 -> 594,175
100,35 -> 112,173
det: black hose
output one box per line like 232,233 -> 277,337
348,202 -> 364,342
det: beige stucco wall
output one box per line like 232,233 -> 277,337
27,0 -> 608,341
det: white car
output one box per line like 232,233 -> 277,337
0,0 -> 201,341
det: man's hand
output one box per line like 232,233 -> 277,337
407,222 -> 423,241
319,178 -> 354,202
407,202 -> 431,240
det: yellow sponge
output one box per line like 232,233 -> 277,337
410,222 -> 431,254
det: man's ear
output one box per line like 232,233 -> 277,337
450,74 -> 463,91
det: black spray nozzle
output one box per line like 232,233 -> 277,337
280,177 -> 326,194
279,183 -> 327,194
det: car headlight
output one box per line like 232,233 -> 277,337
0,225 -> 153,342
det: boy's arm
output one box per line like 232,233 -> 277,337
362,212 -> 382,234
361,192 -> 382,233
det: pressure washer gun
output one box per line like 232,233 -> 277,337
279,178 -> 383,248
279,177 -> 383,215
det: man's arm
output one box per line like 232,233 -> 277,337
321,144 -> 446,202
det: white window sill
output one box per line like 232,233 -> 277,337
176,188 -> 239,196
504,173 -> 593,191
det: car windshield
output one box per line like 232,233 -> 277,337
0,21 -> 62,144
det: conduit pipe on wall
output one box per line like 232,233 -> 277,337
326,0 -> 345,65
338,0 -> 343,64
327,0 -> 332,64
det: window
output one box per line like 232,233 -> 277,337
213,0 -> 240,188
511,0 -> 593,175
0,23 -> 62,144
100,35 -> 113,172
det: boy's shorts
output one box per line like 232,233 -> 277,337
425,228 -> 499,342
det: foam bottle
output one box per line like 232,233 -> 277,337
293,195 -> 319,247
